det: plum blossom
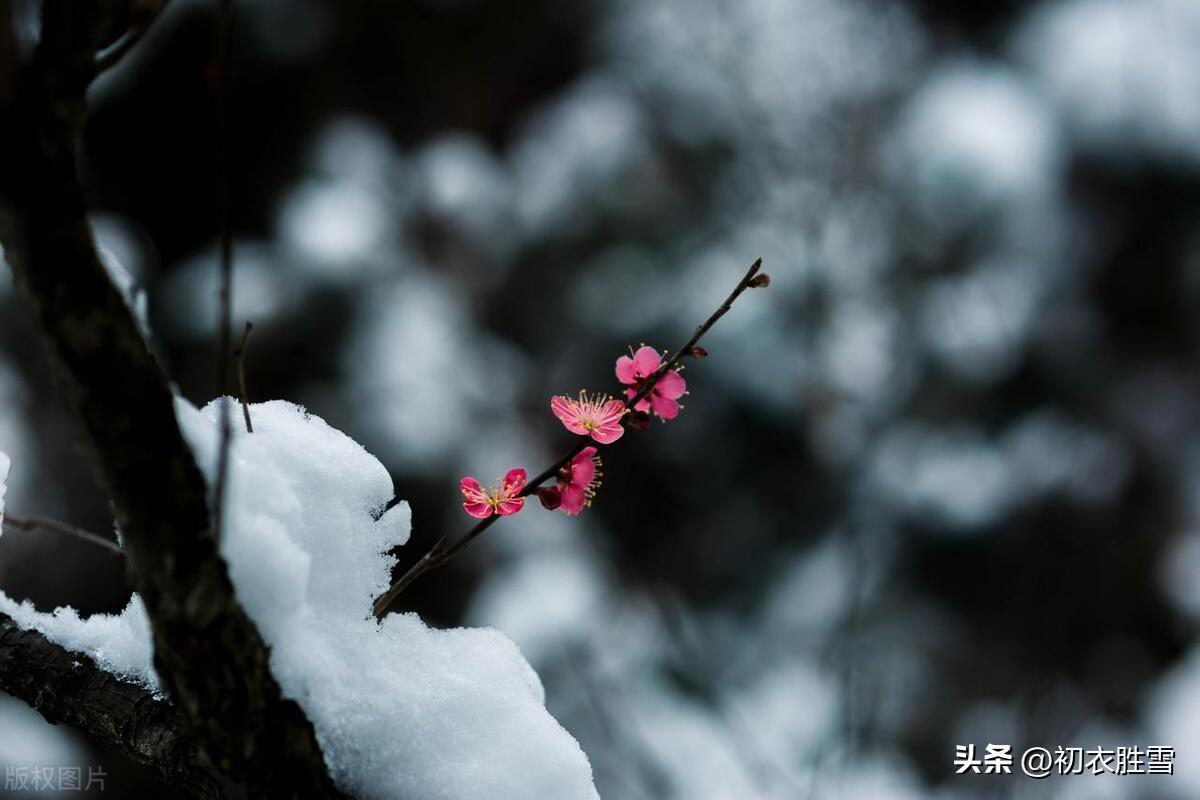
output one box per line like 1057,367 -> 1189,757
616,345 -> 686,420
556,446 -> 602,516
460,468 -> 526,518
550,392 -> 626,444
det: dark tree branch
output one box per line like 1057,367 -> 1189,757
234,322 -> 254,433
211,0 -> 235,541
4,512 -> 123,555
372,258 -> 769,618
0,3 -> 342,797
0,612 -> 223,798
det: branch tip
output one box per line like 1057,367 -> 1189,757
371,257 -> 769,617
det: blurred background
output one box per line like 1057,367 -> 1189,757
3,0 -> 1200,797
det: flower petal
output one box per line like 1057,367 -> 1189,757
625,388 -> 652,413
655,370 -> 687,400
551,396 -> 589,434
495,497 -> 525,516
463,500 -> 493,518
615,355 -> 639,385
571,449 -> 596,486
633,345 -> 661,378
650,394 -> 680,420
459,476 -> 487,503
550,395 -> 577,423
562,419 -> 589,435
599,399 -> 628,423
559,485 -> 586,515
503,468 -> 527,496
590,422 -> 625,444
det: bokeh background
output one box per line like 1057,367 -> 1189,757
4,0 -> 1200,797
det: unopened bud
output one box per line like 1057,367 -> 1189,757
748,273 -> 771,288
626,411 -> 652,431
537,486 -> 562,510
688,346 -> 708,359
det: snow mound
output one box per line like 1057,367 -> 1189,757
0,400 -> 597,800
182,399 -> 597,799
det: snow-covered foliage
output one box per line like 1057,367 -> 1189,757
0,401 -> 598,800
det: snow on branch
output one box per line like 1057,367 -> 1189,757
2,400 -> 602,799
0,4 -> 342,797
0,611 -> 222,798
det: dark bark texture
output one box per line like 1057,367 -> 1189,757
0,612 -> 223,798
0,3 -> 344,797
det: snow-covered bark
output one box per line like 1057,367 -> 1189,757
1,401 -> 599,799
0,612 -> 221,797
0,4 -> 342,796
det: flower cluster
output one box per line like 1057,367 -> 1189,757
617,345 -> 687,420
459,344 -> 687,519
374,260 -> 764,616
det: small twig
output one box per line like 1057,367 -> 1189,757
372,258 -> 768,618
211,0 -> 235,541
3,513 -> 122,555
234,321 -> 254,433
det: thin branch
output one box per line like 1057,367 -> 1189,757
212,0 -> 235,541
3,512 -> 123,555
372,257 -> 768,618
234,320 -> 254,433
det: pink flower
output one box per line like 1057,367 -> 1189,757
459,468 -> 526,519
615,345 -> 687,420
550,391 -> 627,444
556,446 -> 602,516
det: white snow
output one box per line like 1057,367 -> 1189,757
0,450 -> 8,527
0,594 -> 160,692
0,399 -> 598,800
0,361 -> 33,543
97,245 -> 150,338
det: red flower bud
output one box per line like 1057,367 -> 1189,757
688,346 -> 708,359
537,485 -> 562,510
